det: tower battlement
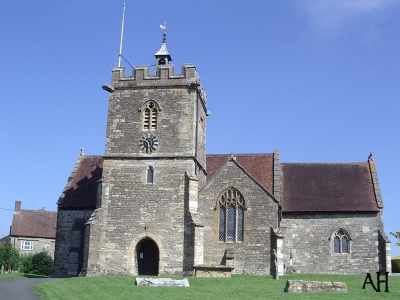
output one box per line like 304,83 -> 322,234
111,64 -> 204,94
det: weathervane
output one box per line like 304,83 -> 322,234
160,22 -> 167,42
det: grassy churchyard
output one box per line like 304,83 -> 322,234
0,272 -> 48,283
25,274 -> 400,300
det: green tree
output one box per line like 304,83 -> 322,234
32,251 -> 53,276
0,243 -> 20,271
390,232 -> 400,246
20,254 -> 34,273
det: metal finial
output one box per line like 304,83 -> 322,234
229,152 -> 236,161
159,22 -> 167,43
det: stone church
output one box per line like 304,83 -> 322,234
52,34 -> 391,277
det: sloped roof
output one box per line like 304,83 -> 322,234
206,154 -> 274,192
58,156 -> 103,209
11,207 -> 57,239
281,162 -> 378,212
155,42 -> 171,56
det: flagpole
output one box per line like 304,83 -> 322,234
118,0 -> 126,67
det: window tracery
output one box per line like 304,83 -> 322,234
333,229 -> 350,254
218,188 -> 245,243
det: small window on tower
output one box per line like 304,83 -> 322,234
147,166 -> 154,183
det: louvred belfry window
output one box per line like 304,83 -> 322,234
143,102 -> 158,130
218,188 -> 245,243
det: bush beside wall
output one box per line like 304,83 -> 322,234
392,256 -> 400,273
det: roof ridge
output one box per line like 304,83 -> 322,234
282,162 -> 368,165
207,153 -> 273,156
18,209 -> 56,213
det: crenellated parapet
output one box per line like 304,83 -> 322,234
109,64 -> 204,97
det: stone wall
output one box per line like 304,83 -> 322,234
280,212 -> 384,274
105,64 -> 207,166
82,63 -> 207,277
10,236 -> 55,258
85,157 -> 197,276
199,159 -> 279,275
52,210 -> 94,277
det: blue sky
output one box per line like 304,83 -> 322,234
0,0 -> 399,257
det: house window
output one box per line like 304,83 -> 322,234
147,166 -> 154,183
218,188 -> 245,243
143,102 -> 158,130
333,229 -> 350,254
21,240 -> 34,251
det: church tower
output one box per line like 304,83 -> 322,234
85,33 -> 208,276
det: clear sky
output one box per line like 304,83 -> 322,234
0,0 -> 399,257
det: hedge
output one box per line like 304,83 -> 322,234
392,256 -> 400,273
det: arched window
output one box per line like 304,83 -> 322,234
143,102 -> 158,130
147,166 -> 154,183
333,229 -> 350,254
218,188 -> 245,243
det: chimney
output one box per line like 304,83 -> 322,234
15,200 -> 21,211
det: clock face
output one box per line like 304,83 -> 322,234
139,133 -> 159,154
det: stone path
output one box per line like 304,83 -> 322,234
0,278 -> 58,300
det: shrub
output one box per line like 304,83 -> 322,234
392,255 -> 400,273
20,254 -> 34,273
0,243 -> 20,271
31,251 -> 53,276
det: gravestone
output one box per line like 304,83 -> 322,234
284,280 -> 347,293
135,278 -> 190,287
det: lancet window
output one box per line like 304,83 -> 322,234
333,229 -> 350,254
218,188 -> 245,243
147,166 -> 154,183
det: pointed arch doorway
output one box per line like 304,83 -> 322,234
137,238 -> 159,275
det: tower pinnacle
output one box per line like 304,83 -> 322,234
155,23 -> 172,67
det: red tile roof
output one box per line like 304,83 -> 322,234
10,205 -> 57,239
59,156 -> 103,209
281,163 -> 378,212
206,154 -> 274,192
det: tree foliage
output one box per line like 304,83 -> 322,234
0,243 -> 20,271
390,231 -> 400,246
31,251 -> 53,276
20,254 -> 34,273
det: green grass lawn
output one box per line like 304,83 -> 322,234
0,272 -> 48,283
32,274 -> 399,300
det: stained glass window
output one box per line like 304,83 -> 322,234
342,236 -> 348,253
227,205 -> 235,242
333,229 -> 350,254
237,207 -> 244,242
218,188 -> 245,243
334,237 -> 340,253
219,207 -> 226,242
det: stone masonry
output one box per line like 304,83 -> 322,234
84,63 -> 208,276
52,37 -> 391,277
